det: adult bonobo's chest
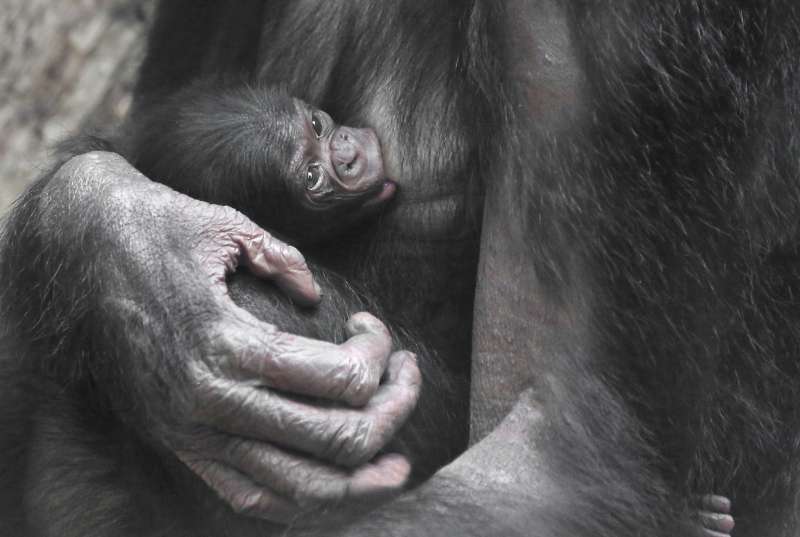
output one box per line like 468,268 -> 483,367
254,1 -> 485,380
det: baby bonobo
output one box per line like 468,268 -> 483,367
125,82 -> 396,245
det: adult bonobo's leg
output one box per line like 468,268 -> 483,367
474,0 -> 796,536
0,150 -> 423,532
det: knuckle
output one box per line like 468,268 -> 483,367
283,243 -> 305,265
326,418 -> 374,467
209,208 -> 254,244
209,317 -> 250,358
398,349 -> 417,361
276,241 -> 307,272
348,312 -> 386,335
207,318 -> 235,353
401,352 -> 422,386
351,311 -> 377,323
340,359 -> 378,406
211,314 -> 275,364
224,438 -> 254,463
190,331 -> 231,373
229,490 -> 267,516
185,372 -> 247,426
244,230 -> 266,253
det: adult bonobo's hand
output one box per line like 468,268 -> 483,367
42,152 -> 421,521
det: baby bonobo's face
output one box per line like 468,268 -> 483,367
287,100 -> 396,212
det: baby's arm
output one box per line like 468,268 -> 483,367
122,80 -> 286,207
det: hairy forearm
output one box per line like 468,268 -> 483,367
0,151 -> 122,366
0,142 -> 432,524
0,150 -> 190,416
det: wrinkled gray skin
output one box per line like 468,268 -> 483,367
44,149 -> 731,537
44,152 -> 421,520
27,1 -> 734,536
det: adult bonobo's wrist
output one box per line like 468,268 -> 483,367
46,151 -> 142,217
13,148 -> 423,525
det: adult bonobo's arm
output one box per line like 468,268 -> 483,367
294,391 -> 548,537
0,151 -> 420,521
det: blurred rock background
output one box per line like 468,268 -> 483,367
0,0 -> 155,213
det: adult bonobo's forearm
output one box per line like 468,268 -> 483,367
0,150 -> 422,522
0,148 -> 122,368
290,391 -> 546,537
0,150 -> 312,383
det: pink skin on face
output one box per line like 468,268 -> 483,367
295,101 -> 397,209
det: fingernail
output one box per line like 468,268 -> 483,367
314,281 -> 324,297
709,496 -> 731,513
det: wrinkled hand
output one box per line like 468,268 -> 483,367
56,152 -> 421,522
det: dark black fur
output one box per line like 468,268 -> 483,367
522,4 -> 800,535
121,82 -> 393,246
3,0 -> 800,536
0,143 -> 459,534
125,82 -> 301,230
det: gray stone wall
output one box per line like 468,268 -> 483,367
0,0 -> 155,214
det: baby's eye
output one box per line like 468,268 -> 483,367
311,113 -> 324,138
306,165 -> 326,191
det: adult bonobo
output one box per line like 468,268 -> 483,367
1,1 -> 799,537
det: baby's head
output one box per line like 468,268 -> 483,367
241,88 -> 396,243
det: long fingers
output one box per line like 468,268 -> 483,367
179,457 -> 298,523
221,312 -> 394,407
203,207 -> 320,306
194,439 -> 409,505
179,447 -> 409,523
231,223 -> 320,307
200,351 -> 420,467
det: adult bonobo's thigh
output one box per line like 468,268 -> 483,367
470,1 -> 800,536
